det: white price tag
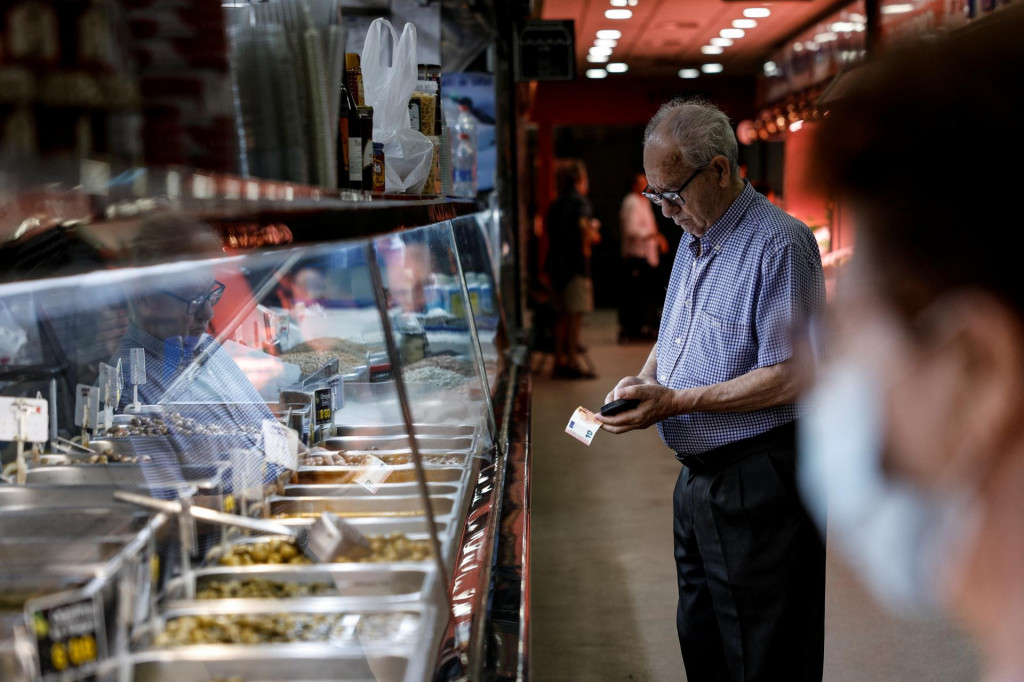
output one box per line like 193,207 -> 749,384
74,385 -> 100,428
565,406 -> 602,446
0,397 -> 48,442
353,454 -> 392,494
262,419 -> 299,471
130,348 -> 147,385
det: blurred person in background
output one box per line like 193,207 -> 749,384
545,158 -> 601,379
598,99 -> 826,681
619,171 -> 669,343
799,7 -> 1024,682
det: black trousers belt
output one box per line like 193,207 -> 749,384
675,421 -> 797,474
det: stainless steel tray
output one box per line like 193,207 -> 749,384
24,463 -> 227,487
333,423 -> 477,438
283,482 -> 459,498
0,485 -> 141,511
0,540 -> 130,571
267,494 -> 456,519
292,465 -> 465,485
163,564 -> 433,605
323,435 -> 475,453
130,645 -> 411,682
0,510 -> 152,541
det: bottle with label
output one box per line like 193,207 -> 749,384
347,98 -> 364,190
346,53 -> 364,107
337,81 -> 357,189
452,103 -> 477,198
358,106 -> 374,191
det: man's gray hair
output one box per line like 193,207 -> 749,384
643,98 -> 739,178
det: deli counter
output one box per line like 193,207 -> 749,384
0,207 -> 531,682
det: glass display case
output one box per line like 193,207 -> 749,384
0,209 -> 513,682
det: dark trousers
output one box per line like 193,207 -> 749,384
673,422 -> 825,682
619,257 -> 658,337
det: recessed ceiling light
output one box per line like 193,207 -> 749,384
678,68 -> 700,79
881,3 -> 914,13
606,62 -> 628,73
744,8 -> 770,18
589,46 -> 613,56
594,38 -> 617,47
605,9 -> 632,19
596,29 -> 622,39
701,45 -> 724,54
721,28 -> 745,39
587,53 -> 610,63
610,0 -> 628,6
710,37 -> 733,47
733,19 -> 757,29
701,63 -> 724,74
586,68 -> 609,79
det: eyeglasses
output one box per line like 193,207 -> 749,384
162,281 -> 225,314
643,165 -> 708,207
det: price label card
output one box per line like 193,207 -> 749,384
28,593 -> 106,680
262,419 -> 299,471
74,385 -> 100,428
565,406 -> 602,446
130,348 -> 147,385
353,454 -> 392,493
0,397 -> 48,442
314,387 -> 333,426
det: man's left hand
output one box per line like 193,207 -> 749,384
595,383 -> 691,434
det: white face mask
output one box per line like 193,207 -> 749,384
797,361 -> 976,616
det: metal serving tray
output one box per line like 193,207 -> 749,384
333,423 -> 477,438
323,435 -> 475,453
267,494 -> 456,520
24,463 -> 228,487
283,482 -> 459,498
0,485 -> 142,511
163,564 -> 433,605
0,510 -> 152,541
130,644 -> 412,682
0,540 -> 131,571
292,465 -> 465,486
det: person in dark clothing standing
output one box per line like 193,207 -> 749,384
545,158 -> 601,379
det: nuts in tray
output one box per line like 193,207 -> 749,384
217,538 -> 312,566
154,611 -> 419,646
197,578 -> 335,600
105,413 -> 259,437
216,533 -> 431,566
46,449 -> 152,465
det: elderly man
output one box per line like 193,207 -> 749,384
597,99 -> 826,681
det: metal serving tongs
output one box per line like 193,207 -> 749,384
112,490 -> 369,563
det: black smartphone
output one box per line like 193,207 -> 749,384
599,398 -> 641,416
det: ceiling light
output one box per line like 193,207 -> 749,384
678,68 -> 700,79
587,53 -> 609,63
881,3 -> 914,13
701,45 -> 724,54
744,7 -> 770,18
710,37 -> 733,47
589,46 -> 613,56
627,0 -> 638,5
606,62 -> 628,73
610,0 -> 628,5
721,28 -> 745,39
733,19 -> 757,29
594,38 -> 618,47
586,68 -> 608,79
596,29 -> 622,39
605,9 -> 632,19
701,63 -> 724,74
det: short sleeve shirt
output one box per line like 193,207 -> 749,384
545,192 -> 592,289
656,181 -> 825,454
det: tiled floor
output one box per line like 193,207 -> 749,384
530,309 -> 978,681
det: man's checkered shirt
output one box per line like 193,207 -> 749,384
656,181 -> 825,455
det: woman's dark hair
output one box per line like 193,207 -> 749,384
818,4 -> 1024,315
555,158 -> 587,196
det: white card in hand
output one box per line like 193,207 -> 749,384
565,406 -> 602,446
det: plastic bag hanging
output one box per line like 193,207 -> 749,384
361,19 -> 434,194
